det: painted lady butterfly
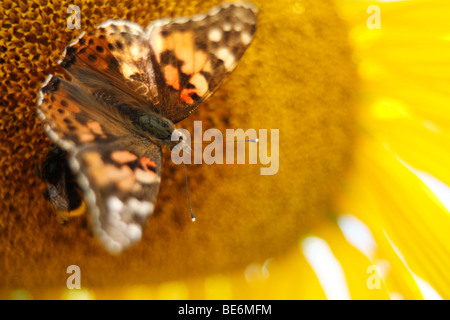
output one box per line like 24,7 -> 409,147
36,3 -> 257,254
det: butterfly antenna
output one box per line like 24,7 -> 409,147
182,161 -> 195,222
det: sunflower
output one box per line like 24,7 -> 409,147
0,0 -> 448,300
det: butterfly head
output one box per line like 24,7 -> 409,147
170,129 -> 191,155
137,113 -> 190,153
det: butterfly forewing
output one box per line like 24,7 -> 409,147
147,3 -> 257,123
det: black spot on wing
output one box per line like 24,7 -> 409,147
115,41 -> 124,50
120,32 -> 134,45
110,24 -> 119,33
194,37 -> 208,51
190,92 -> 201,101
160,50 -> 178,66
161,29 -> 171,37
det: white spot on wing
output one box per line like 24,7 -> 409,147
241,32 -> 252,45
107,196 -> 124,211
127,198 -> 154,218
216,47 -> 235,70
101,196 -> 155,253
234,23 -> 243,32
223,23 -> 232,32
189,73 -> 208,96
208,28 -> 222,42
126,223 -> 142,242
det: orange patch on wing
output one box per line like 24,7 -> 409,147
43,97 -> 95,143
140,157 -> 156,172
102,164 -> 134,187
66,104 -> 81,114
44,99 -> 107,142
58,99 -> 81,113
173,31 -> 194,73
180,88 -> 196,105
79,132 -> 95,142
87,120 -> 104,135
48,91 -> 81,114
116,170 -> 138,191
83,151 -> 104,174
111,150 -> 138,164
163,65 -> 180,90
83,151 -> 136,188
135,157 -> 157,184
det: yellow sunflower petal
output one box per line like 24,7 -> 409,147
335,0 -> 450,299
313,220 -> 390,299
338,136 -> 450,298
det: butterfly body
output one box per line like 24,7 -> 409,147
36,3 -> 257,254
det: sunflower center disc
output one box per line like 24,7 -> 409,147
0,0 -> 356,289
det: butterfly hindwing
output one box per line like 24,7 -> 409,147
147,2 -> 257,123
72,136 -> 162,253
